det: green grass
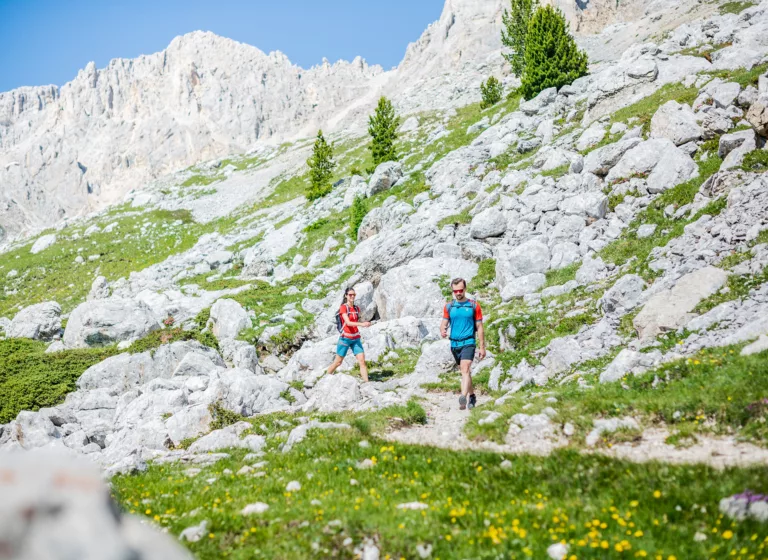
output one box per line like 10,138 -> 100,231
705,62 -> 768,89
127,321 -> 220,355
540,164 -> 570,179
473,259 -> 497,292
611,83 -> 698,134
182,174 -> 224,187
741,150 -> 768,173
113,418 -> 768,559
719,1 -> 756,15
599,154 -> 724,277
0,338 -> 117,423
544,262 -> 580,288
0,208 -> 203,317
487,306 -> 597,371
465,345 -> 768,447
437,209 -> 473,229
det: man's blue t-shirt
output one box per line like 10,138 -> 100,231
443,299 -> 483,348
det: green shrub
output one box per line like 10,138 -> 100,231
480,76 -> 504,109
350,195 -> 368,240
306,130 -> 336,201
501,0 -> 539,76
208,402 -> 246,431
368,97 -> 400,166
0,339 -> 116,423
520,6 -> 588,100
741,149 -> 768,172
473,259 -> 497,290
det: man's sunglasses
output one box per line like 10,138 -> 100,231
452,289 -> 465,294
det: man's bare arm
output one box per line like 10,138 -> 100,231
476,322 -> 486,359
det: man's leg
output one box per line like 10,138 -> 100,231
460,359 -> 473,398
355,353 -> 369,382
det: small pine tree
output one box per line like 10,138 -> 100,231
368,97 -> 400,166
480,76 -> 503,109
520,6 -> 588,100
350,195 -> 367,240
501,0 -> 538,77
306,129 -> 336,200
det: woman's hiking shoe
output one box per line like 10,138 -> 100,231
468,394 -> 476,409
459,395 -> 467,410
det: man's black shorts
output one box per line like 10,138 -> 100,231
451,345 -> 476,365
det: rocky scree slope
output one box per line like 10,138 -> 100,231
2,0 -> 768,479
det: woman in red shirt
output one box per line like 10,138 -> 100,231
326,287 -> 372,382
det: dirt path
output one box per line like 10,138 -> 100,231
387,392 -> 768,469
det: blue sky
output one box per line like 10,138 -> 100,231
0,0 -> 445,92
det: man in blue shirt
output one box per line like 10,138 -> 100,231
440,277 -> 486,410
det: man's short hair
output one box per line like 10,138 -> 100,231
450,278 -> 466,288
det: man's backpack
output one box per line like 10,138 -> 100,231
335,304 -> 360,333
446,299 -> 478,341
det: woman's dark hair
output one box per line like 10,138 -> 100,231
341,286 -> 355,306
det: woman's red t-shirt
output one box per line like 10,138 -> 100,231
340,304 -> 360,339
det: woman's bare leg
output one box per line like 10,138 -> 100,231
355,353 -> 369,382
326,355 -> 344,375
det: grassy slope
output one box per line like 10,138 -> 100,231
113,423 -> 768,559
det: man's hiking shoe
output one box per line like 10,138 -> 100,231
468,394 -> 476,409
459,395 -> 467,410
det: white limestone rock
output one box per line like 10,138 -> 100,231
63,298 -> 161,348
8,301 -> 61,340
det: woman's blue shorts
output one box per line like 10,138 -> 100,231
336,337 -> 364,357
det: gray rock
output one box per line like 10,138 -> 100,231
575,254 -> 608,284
282,421 -> 350,453
469,208 -> 507,239
499,273 -> 546,300
559,191 -> 608,219
586,417 -> 639,446
519,87 -> 557,115
737,85 -> 758,108
0,449 -> 192,559
601,274 -> 646,314
63,298 -> 160,348
746,99 -> 768,137
87,276 -> 109,301
634,266 -> 729,340
432,243 -> 462,259
606,139 -> 698,193
188,422 -> 266,453
650,101 -> 703,146
741,334 -> 768,356
8,302 -> 61,340
367,162 -> 403,197
709,81 -> 741,108
636,224 -> 657,239
30,234 -> 57,254
719,129 -> 758,170
583,138 -> 642,176
210,298 -> 250,341
517,138 -> 541,153
599,349 -> 661,383
219,339 -> 261,373
460,240 -> 493,263
575,124 -> 606,152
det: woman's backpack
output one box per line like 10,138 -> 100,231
335,304 -> 360,333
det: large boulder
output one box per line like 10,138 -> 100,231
470,208 -> 507,239
0,449 -> 192,560
367,162 -> 403,197
606,139 -> 698,194
746,98 -> 768,137
495,239 -> 550,299
374,257 -> 477,321
650,101 -> 703,146
634,266 -> 729,340
63,299 -> 161,348
302,374 -> 362,412
583,138 -> 642,176
30,234 -> 56,254
601,274 -> 646,314
719,129 -> 758,170
8,301 -> 61,340
210,298 -> 250,341
203,369 -> 290,416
